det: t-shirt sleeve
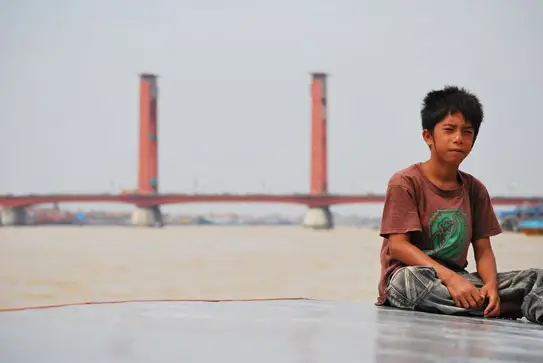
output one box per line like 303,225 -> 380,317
380,178 -> 422,239
471,180 -> 503,241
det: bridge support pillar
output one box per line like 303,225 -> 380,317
304,73 -> 333,230
138,73 -> 159,195
131,206 -> 163,227
303,206 -> 333,230
0,207 -> 28,226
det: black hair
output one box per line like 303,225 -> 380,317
421,85 -> 484,143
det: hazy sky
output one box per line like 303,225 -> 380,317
1,0 -> 542,216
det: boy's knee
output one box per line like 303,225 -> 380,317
387,266 -> 440,308
391,266 -> 439,288
530,268 -> 543,276
521,268 -> 543,282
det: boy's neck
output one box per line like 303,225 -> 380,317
422,158 -> 460,187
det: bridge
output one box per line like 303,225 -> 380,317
1,73 -> 541,228
1,193 -> 540,209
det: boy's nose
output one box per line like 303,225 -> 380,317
453,132 -> 464,144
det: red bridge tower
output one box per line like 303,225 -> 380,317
138,73 -> 159,194
131,74 -> 163,227
304,73 -> 333,229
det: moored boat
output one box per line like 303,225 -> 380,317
518,219 -> 543,236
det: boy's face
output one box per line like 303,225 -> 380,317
423,112 -> 474,167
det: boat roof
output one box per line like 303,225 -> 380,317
1,299 -> 541,362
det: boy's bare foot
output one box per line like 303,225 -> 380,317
498,300 -> 523,320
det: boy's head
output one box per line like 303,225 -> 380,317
421,86 -> 484,166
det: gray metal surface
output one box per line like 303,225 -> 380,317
1,300 -> 542,362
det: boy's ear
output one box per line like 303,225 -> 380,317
422,129 -> 433,149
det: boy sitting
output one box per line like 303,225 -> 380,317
376,86 -> 543,324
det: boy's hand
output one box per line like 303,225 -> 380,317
480,282 -> 500,318
443,273 -> 485,309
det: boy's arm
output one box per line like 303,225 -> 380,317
472,238 -> 498,286
388,233 -> 456,283
471,179 -> 503,317
471,180 -> 502,285
473,237 -> 500,317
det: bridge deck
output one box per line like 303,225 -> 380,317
1,300 -> 541,362
1,193 -> 541,208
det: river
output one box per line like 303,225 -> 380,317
1,226 -> 542,310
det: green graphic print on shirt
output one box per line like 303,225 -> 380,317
424,208 -> 468,262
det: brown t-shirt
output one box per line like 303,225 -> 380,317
376,163 -> 502,306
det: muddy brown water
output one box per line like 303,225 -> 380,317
1,226 -> 542,310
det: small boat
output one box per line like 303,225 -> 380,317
497,203 -> 543,233
518,219 -> 543,236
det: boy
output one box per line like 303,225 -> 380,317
376,86 -> 543,324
